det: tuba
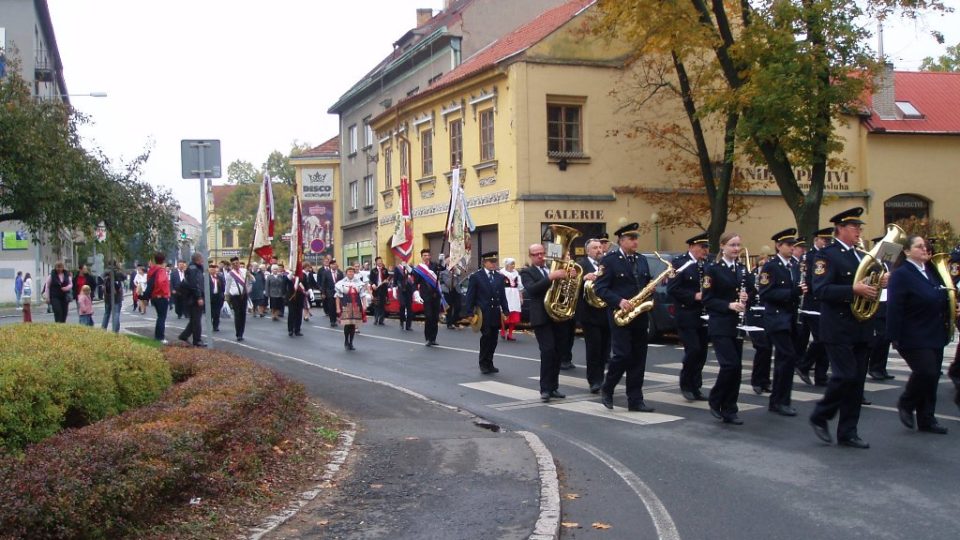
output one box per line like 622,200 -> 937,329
614,252 -> 694,326
583,265 -> 607,308
470,306 -> 483,332
851,224 -> 907,321
931,253 -> 958,342
543,224 -> 584,322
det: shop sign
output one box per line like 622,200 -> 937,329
543,209 -> 604,221
302,168 -> 334,200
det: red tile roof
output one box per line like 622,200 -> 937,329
298,135 -> 340,158
178,210 -> 200,227
211,184 -> 239,209
863,71 -> 960,135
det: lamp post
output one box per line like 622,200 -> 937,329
651,212 -> 660,251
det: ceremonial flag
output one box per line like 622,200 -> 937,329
444,167 -> 475,270
391,175 -> 414,262
252,172 -> 275,260
288,195 -> 303,279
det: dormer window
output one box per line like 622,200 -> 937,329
895,101 -> 923,119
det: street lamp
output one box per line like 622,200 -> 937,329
650,212 -> 660,251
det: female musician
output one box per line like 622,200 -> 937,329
886,235 -> 953,434
336,265 -> 368,351
703,232 -> 752,425
499,258 -> 523,341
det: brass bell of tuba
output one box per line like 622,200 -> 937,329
931,252 -> 958,342
543,224 -> 584,322
583,265 -> 607,308
851,224 -> 907,321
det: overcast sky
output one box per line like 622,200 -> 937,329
46,1 -> 960,220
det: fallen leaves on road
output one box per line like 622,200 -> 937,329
592,522 -> 612,530
563,493 -> 580,500
369,484 -> 384,489
561,522 -> 580,529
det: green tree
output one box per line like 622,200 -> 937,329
592,0 -> 947,240
920,42 -> 960,72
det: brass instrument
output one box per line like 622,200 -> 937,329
614,252 -> 694,327
737,246 -> 752,273
470,306 -> 483,332
931,253 -> 958,342
543,224 -> 584,322
851,224 -> 907,321
583,265 -> 607,308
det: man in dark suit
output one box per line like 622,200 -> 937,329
464,251 -> 511,374
521,242 -> 571,402
177,253 -> 207,347
320,260 -> 344,327
758,228 -> 806,417
667,233 -> 710,401
394,262 -> 415,330
208,264 -> 226,332
170,260 -> 186,319
412,248 -> 444,346
369,256 -> 391,325
594,223 -> 655,413
578,237 -> 612,393
809,207 -> 878,449
284,269 -> 306,337
797,228 -> 834,386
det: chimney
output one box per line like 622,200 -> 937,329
873,62 -> 896,120
417,8 -> 433,27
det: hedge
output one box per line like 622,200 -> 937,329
0,347 -> 307,539
0,324 -> 171,453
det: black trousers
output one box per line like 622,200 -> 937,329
288,294 -> 304,334
811,341 -> 870,441
423,298 -> 440,342
374,287 -> 388,324
323,295 -> 337,324
678,324 -> 709,393
397,293 -> 413,329
899,348 -> 944,427
601,319 -> 649,404
534,323 -> 562,393
179,302 -> 203,345
582,322 -> 611,388
50,297 -> 69,323
446,290 -> 462,328
231,294 -> 247,338
479,323 -> 499,369
750,330 -> 772,387
768,329 -> 797,408
152,297 -> 168,341
210,295 -> 223,331
173,292 -> 184,318
557,320 -> 576,365
868,316 -> 891,374
798,316 -> 829,384
794,320 -> 811,358
709,335 -> 743,419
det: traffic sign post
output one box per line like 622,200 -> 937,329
181,139 -> 222,348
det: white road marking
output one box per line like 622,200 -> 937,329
460,381 -> 542,401
737,385 -> 823,402
549,401 -> 683,425
644,391 -> 762,412
864,404 -> 960,423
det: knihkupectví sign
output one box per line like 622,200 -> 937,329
180,140 -> 222,179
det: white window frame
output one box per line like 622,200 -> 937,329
348,124 -> 358,155
363,175 -> 375,207
349,180 -> 359,211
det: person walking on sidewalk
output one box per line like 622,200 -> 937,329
46,261 -> 72,323
77,285 -> 94,326
14,271 -> 23,310
21,273 -> 33,323
336,265 -> 367,350
178,253 -> 207,347
143,252 -> 171,343
100,264 -> 126,333
208,264 -> 225,333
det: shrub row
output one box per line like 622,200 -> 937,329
0,347 -> 307,539
0,324 -> 171,453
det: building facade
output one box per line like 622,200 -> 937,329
328,0 -> 568,265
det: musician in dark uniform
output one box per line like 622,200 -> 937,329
578,238 -> 612,393
412,248 -> 444,346
809,207 -> 877,449
464,251 -> 511,375
521,243 -> 571,402
667,232 -> 710,401
887,235 -> 953,434
948,245 -> 960,409
748,252 -> 773,394
393,263 -> 414,331
758,228 -> 807,417
867,235 -> 895,381
594,223 -> 655,412
797,228 -> 834,386
791,237 -> 809,358
703,232 -> 752,425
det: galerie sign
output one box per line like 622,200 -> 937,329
302,168 -> 334,200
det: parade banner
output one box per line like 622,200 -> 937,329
302,200 -> 334,257
391,175 -> 414,262
289,196 -> 304,278
252,173 -> 275,260
444,167 -> 475,270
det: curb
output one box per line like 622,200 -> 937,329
247,421 -> 358,540
519,431 -> 562,540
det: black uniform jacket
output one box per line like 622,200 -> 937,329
800,248 -> 820,313
758,255 -> 802,333
393,266 -> 414,296
666,252 -> 704,329
593,249 -> 652,327
576,256 -> 608,327
702,259 -> 752,337
208,273 -> 226,302
811,241 -> 872,344
181,263 -> 205,306
520,264 -> 554,328
886,262 -> 951,350
464,268 -> 510,329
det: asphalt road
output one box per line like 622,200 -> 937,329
10,306 -> 959,539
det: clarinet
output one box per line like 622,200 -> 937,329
698,259 -> 707,325
736,261 -> 748,333
796,253 -> 807,324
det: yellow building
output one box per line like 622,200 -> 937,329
291,136 -> 341,265
371,0 -> 960,267
208,184 -> 244,262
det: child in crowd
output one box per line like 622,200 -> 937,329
78,285 -> 94,326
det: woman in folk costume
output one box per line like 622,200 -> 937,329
336,265 -> 368,351
499,258 -> 523,341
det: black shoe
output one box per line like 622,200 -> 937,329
289,331 -> 294,337
882,372 -> 896,380
814,380 -> 828,387
426,340 -> 439,346
601,392 -> 614,410
406,326 -> 412,331
838,436 -> 870,449
709,404 -> 722,420
681,390 -> 697,401
868,370 -> 886,381
761,386 -> 772,394
347,343 -> 355,351
898,404 -> 916,429
213,327 -> 220,332
541,391 -> 551,402
559,362 -> 576,370
489,366 -> 499,373
480,365 -> 493,374
589,384 -> 602,394
236,336 -> 244,342
722,415 -> 744,425
810,419 -> 831,443
769,404 -> 798,417
193,342 -> 207,348
918,423 -> 948,434
752,385 -> 763,395
796,368 -> 813,386
692,393 -> 708,402
628,401 -> 655,413
295,332 -> 303,336
548,390 -> 566,399
861,397 -> 872,406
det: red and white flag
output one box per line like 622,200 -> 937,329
288,195 -> 304,279
252,172 -> 275,260
391,175 -> 414,262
